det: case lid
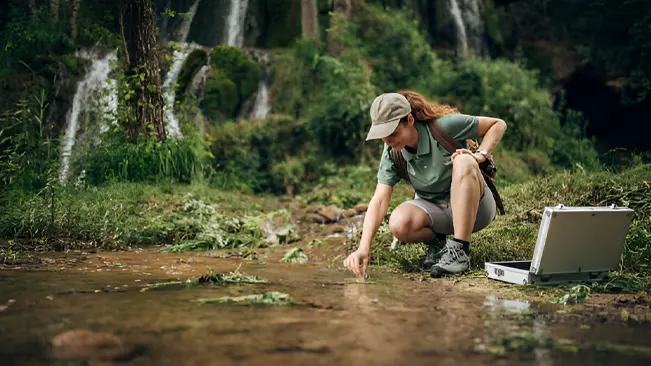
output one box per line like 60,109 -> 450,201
530,205 -> 635,275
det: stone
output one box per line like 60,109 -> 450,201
328,224 -> 346,234
353,204 -> 369,214
318,205 -> 343,223
51,329 -> 136,362
305,204 -> 325,214
342,209 -> 357,218
307,213 -> 327,224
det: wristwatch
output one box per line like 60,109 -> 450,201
478,149 -> 489,157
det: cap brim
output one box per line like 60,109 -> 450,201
365,119 -> 400,141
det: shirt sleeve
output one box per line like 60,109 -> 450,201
377,144 -> 400,187
436,114 -> 479,140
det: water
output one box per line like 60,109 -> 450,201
247,49 -> 271,120
162,45 -> 198,138
59,49 -> 117,183
224,0 -> 249,47
177,0 -> 201,43
1,246 -> 650,365
448,0 -> 487,57
448,0 -> 469,56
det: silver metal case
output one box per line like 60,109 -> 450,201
484,205 -> 635,286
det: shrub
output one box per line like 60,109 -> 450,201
210,46 -> 260,103
269,38 -> 322,119
202,70 -> 238,121
83,133 -> 214,185
201,46 -> 260,122
440,58 -> 560,152
349,2 -> 440,92
209,116 -> 310,193
304,55 -> 377,161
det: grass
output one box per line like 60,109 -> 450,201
342,164 -> 651,279
0,182 -> 282,251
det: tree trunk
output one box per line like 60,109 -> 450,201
51,0 -> 59,20
126,0 -> 166,142
71,0 -> 80,41
301,0 -> 320,40
327,0 -> 351,56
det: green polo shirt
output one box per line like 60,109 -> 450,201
377,114 -> 479,201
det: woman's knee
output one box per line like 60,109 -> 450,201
388,209 -> 416,241
452,154 -> 481,180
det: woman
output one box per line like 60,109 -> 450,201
343,90 -> 507,278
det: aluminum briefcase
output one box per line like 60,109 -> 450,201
484,205 -> 635,286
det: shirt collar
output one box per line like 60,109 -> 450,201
402,122 -> 431,161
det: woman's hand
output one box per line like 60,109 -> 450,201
343,249 -> 369,278
451,148 -> 486,164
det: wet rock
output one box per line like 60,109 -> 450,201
342,209 -> 357,218
328,225 -> 346,234
318,205 -> 343,223
305,204 -> 325,214
307,213 -> 327,224
51,329 -> 138,362
353,204 -> 369,214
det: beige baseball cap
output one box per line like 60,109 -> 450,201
365,93 -> 411,140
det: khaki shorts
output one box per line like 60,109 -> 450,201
404,179 -> 496,235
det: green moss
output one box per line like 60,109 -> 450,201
202,70 -> 238,121
175,49 -> 208,100
202,46 -> 260,122
210,46 -> 260,101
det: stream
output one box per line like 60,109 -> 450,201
1,242 -> 650,365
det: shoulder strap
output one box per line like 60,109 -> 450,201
426,119 -> 463,153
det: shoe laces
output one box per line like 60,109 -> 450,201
436,243 -> 466,265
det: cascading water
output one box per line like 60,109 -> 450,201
59,49 -> 117,183
177,0 -> 201,43
161,0 -> 201,138
448,0 -> 468,55
224,0 -> 249,47
448,0 -> 487,57
248,50 -> 271,120
162,46 -> 194,138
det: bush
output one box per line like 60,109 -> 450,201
440,58 -> 560,152
269,38 -> 323,119
201,46 -> 260,122
210,46 -> 260,102
202,70 -> 238,121
83,133 -> 214,185
209,116 -> 310,193
305,55 -> 377,161
349,2 -> 440,92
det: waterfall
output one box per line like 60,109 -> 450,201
448,0 -> 468,55
160,0 -> 201,138
162,46 -> 194,138
224,0 -> 249,47
249,81 -> 270,120
248,50 -> 271,120
177,0 -> 201,42
59,49 -> 117,183
448,0 -> 487,57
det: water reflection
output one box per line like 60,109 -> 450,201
479,295 -> 553,366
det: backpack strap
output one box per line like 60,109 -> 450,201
391,149 -> 410,183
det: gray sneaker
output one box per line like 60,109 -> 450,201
430,239 -> 470,278
423,234 -> 447,268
